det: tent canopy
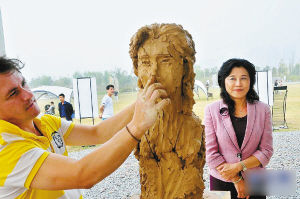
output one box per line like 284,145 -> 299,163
32,86 -> 73,102
194,80 -> 208,97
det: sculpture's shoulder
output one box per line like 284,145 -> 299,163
182,112 -> 204,131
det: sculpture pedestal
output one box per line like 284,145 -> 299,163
130,190 -> 230,199
203,190 -> 231,199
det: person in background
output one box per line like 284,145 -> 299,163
206,79 -> 210,92
99,84 -> 114,120
204,58 -> 273,199
0,56 -> 169,198
46,101 -> 55,115
58,93 -> 74,121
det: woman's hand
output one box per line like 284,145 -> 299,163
128,77 -> 170,139
233,177 -> 250,199
217,162 -> 241,181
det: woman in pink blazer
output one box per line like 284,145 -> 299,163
204,58 -> 273,199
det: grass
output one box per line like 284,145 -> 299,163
36,83 -> 300,151
193,83 -> 300,132
278,83 -> 300,131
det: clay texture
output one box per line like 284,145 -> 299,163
129,23 -> 205,199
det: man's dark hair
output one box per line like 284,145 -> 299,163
218,58 -> 259,115
50,101 -> 54,104
0,56 -> 24,74
106,84 -> 114,90
59,93 -> 65,98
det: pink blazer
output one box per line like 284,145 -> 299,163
204,100 -> 273,181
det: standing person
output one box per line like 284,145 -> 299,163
0,56 -> 169,198
204,58 -> 273,199
46,101 -> 55,115
99,84 -> 114,120
206,79 -> 210,92
58,93 -> 73,121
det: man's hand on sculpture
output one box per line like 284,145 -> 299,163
129,77 -> 170,139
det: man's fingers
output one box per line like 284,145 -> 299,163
145,83 -> 165,99
149,89 -> 168,103
143,76 -> 155,93
155,99 -> 170,111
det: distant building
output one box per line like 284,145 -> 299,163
0,9 -> 6,56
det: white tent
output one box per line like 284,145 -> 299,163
32,86 -> 73,102
194,80 -> 208,98
0,9 -> 6,56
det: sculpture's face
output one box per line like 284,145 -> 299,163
137,38 -> 183,95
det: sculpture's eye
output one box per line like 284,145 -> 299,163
141,60 -> 150,66
161,58 -> 170,63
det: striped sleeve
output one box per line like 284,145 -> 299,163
59,118 -> 75,140
0,135 -> 49,189
44,115 -> 75,140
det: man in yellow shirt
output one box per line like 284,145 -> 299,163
0,57 -> 169,199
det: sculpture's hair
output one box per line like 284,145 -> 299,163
129,23 -> 196,113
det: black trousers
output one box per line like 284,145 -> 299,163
210,175 -> 266,199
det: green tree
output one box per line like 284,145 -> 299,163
53,77 -> 72,88
272,67 -> 278,77
278,60 -> 288,77
29,76 -> 54,88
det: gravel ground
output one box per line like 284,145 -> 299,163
69,131 -> 300,199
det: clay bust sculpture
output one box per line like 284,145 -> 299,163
129,23 -> 205,199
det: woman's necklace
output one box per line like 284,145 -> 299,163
235,104 -> 247,116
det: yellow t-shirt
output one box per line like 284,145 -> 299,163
0,115 -> 82,199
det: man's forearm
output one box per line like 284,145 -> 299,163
76,122 -> 138,188
94,102 -> 135,142
31,122 -> 139,190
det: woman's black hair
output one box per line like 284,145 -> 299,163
218,58 -> 259,115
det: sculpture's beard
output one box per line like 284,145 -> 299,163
141,92 -> 184,160
135,85 -> 205,199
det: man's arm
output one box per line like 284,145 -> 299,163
69,103 -> 74,115
58,103 -> 61,117
66,102 -> 135,146
31,122 -> 139,190
99,104 -> 104,118
30,80 -> 170,190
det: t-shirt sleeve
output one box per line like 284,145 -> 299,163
101,96 -> 109,106
0,136 -> 50,189
59,117 -> 75,140
44,115 -> 75,140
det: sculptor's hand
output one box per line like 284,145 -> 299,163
129,77 -> 170,139
217,163 -> 241,181
233,177 -> 250,199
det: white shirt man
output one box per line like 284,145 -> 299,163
99,85 -> 114,120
